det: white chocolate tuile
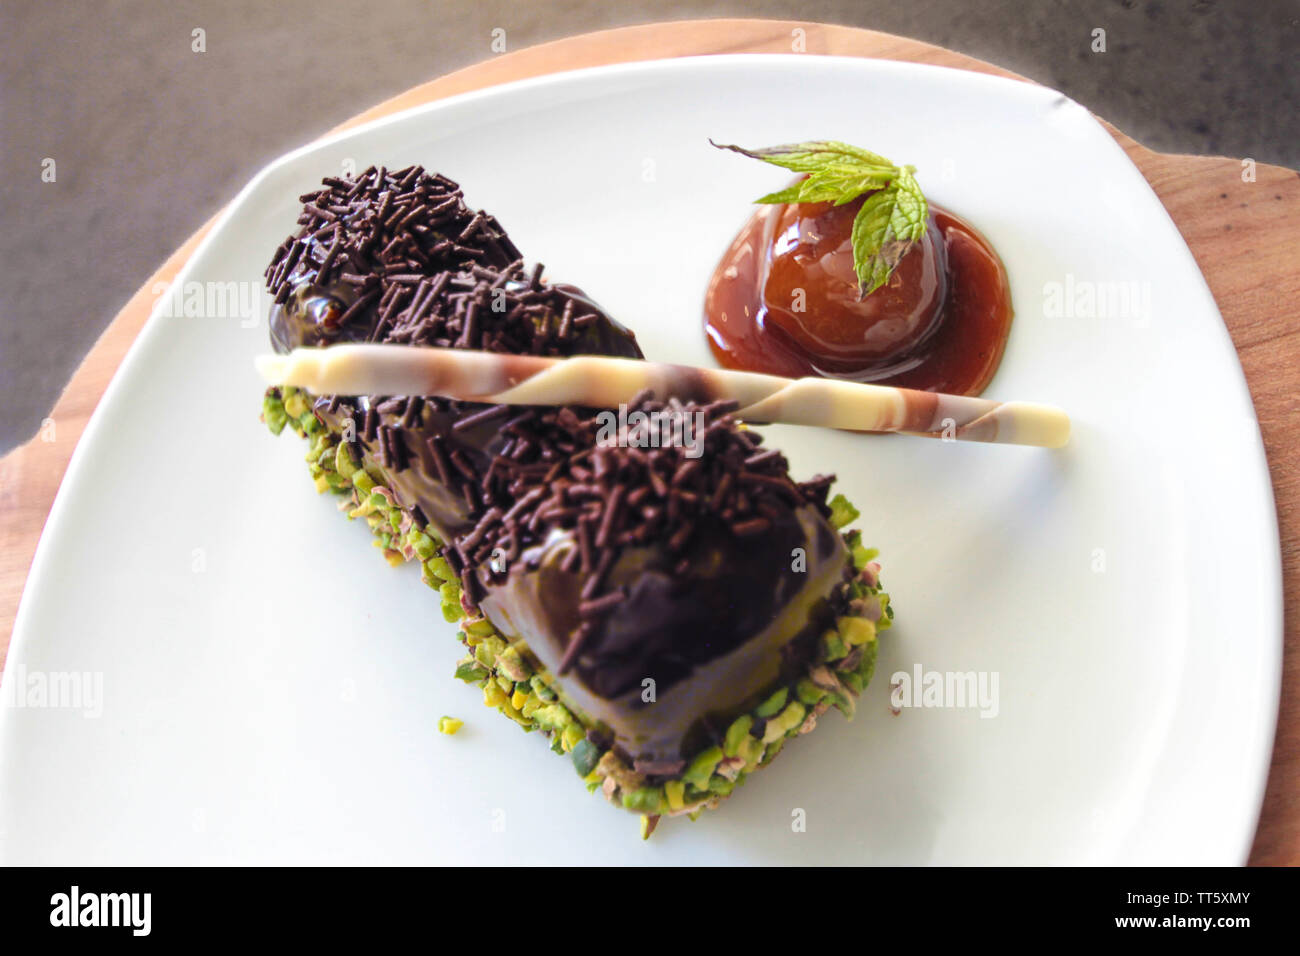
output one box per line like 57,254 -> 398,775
255,345 -> 1070,448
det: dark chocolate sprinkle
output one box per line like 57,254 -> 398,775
452,403 -> 510,433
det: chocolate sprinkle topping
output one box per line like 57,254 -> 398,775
447,394 -> 837,673
273,239 -> 630,361
264,167 -> 642,541
266,165 -> 519,322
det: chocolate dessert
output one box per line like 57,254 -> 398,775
260,166 -> 891,834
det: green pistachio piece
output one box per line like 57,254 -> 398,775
760,737 -> 786,767
530,675 -> 558,701
425,555 -> 454,581
682,745 -> 724,790
755,687 -> 789,719
795,678 -> 826,705
283,390 -> 308,419
827,493 -> 860,530
857,639 -> 879,685
762,701 -> 807,742
708,775 -> 735,796
561,722 -> 585,751
723,715 -> 754,757
819,630 -> 849,662
464,618 -> 496,637
664,779 -> 687,811
494,645 -> 531,682
837,616 -> 877,647
571,739 -> 600,777
622,787 -> 663,813
830,689 -> 856,718
437,716 -> 463,735
454,660 -> 489,684
333,442 -> 359,479
532,704 -> 571,733
851,543 -> 878,571
410,532 -> 436,560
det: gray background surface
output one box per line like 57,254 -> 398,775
1,0 -> 1296,454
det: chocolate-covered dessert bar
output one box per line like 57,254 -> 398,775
260,168 -> 891,834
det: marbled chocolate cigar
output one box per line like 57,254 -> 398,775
260,344 -> 1071,447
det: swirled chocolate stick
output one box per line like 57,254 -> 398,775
257,344 -> 1071,448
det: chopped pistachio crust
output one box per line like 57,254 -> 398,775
264,386 -> 893,832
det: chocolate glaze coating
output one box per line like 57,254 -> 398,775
477,504 -> 849,765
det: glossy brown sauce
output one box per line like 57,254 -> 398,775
704,195 -> 1013,395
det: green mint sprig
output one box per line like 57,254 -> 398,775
710,140 -> 928,298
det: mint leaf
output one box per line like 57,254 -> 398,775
710,140 -> 896,174
850,166 -> 928,297
756,167 -> 897,206
712,139 -> 929,296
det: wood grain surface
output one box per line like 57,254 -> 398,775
1,19 -> 1295,864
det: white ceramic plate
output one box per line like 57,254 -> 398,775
0,55 -> 1281,865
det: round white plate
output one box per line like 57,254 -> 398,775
0,55 -> 1281,865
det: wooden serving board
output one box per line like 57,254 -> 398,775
2,19 -> 1296,864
